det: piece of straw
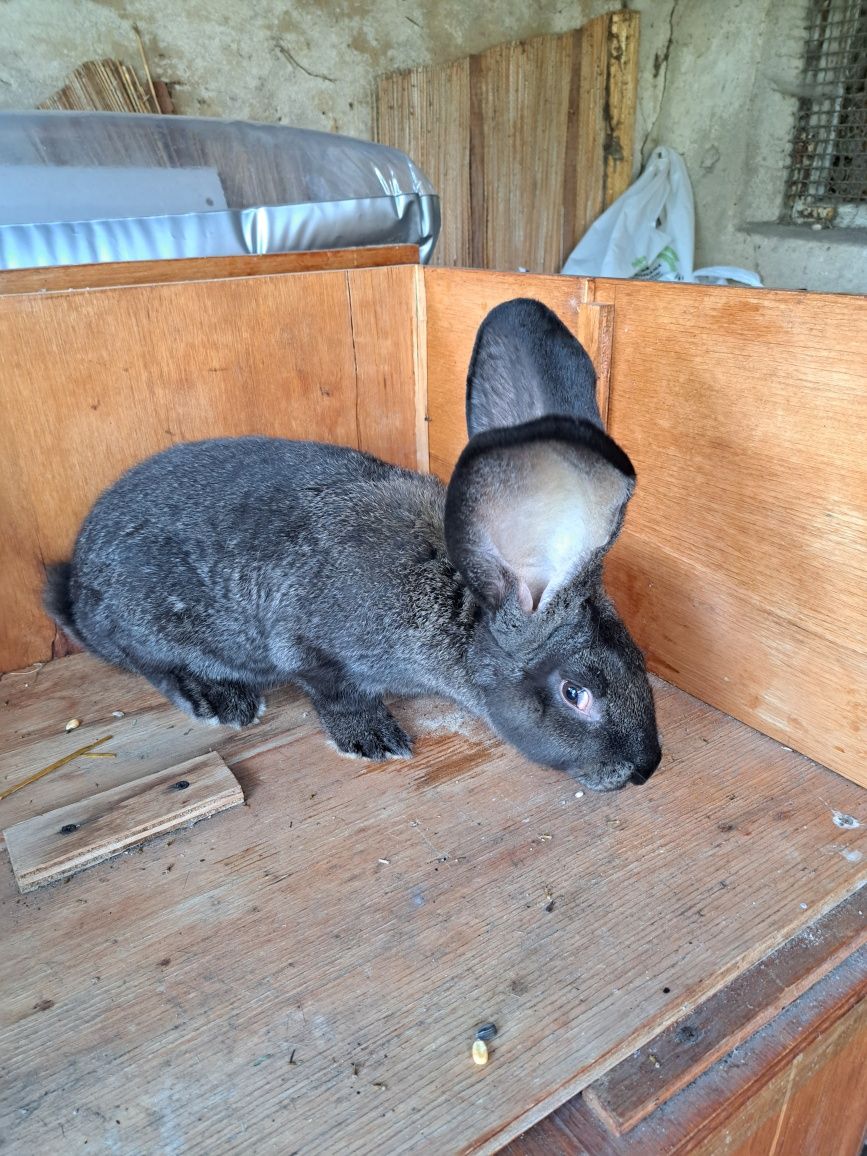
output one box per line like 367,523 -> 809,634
133,25 -> 160,113
0,735 -> 113,802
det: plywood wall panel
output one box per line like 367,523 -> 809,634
346,264 -> 422,471
591,279 -> 867,788
0,267 -> 420,671
422,267 -> 604,479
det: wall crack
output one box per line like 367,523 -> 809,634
274,40 -> 336,84
640,0 -> 680,163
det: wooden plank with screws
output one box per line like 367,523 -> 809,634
3,751 -> 243,892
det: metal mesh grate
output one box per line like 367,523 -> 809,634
785,0 -> 867,223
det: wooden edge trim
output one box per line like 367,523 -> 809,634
576,302 -> 614,426
0,246 -> 421,297
582,887 -> 867,1134
412,265 -> 431,472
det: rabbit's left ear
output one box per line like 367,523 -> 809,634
466,298 -> 603,437
444,416 -> 634,613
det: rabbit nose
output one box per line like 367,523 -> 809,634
629,745 -> 662,786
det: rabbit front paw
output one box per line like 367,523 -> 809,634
319,700 -> 414,762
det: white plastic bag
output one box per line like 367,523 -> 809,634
561,146 -> 761,287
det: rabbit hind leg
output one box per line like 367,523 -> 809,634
150,667 -> 265,729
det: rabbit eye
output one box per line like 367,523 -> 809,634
561,681 -> 593,714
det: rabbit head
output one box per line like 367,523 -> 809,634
444,299 -> 661,791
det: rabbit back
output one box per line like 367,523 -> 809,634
63,437 -> 474,703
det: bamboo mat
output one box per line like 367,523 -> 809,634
374,11 -> 639,272
38,58 -> 157,114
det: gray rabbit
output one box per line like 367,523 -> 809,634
45,298 -> 660,791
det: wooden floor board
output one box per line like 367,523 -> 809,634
581,889 -> 867,1133
506,945 -> 867,1155
0,655 -> 865,1153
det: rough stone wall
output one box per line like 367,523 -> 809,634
0,0 -> 864,291
0,0 -> 673,139
642,0 -> 867,293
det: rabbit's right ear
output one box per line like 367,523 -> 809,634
444,416 -> 635,613
466,298 -> 602,437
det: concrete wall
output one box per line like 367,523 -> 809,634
0,0 -> 864,292
644,0 -> 867,294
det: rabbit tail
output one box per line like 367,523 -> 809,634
43,562 -> 84,646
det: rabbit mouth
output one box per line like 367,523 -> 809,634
571,763 -> 635,792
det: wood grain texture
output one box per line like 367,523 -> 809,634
603,11 -> 640,208
586,279 -> 867,788
4,752 -> 243,893
571,18 -> 606,249
346,264 -> 422,470
723,990 -> 867,1156
475,31 -> 584,274
0,412 -> 46,672
0,246 -> 419,296
412,265 -> 431,473
506,944 -> 867,1156
582,889 -> 867,1133
374,13 -> 639,272
0,267 -> 420,671
576,303 -> 614,425
0,654 -> 865,1153
0,656 -> 317,838
423,267 -> 606,480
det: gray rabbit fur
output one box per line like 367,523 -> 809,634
45,298 -> 660,791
